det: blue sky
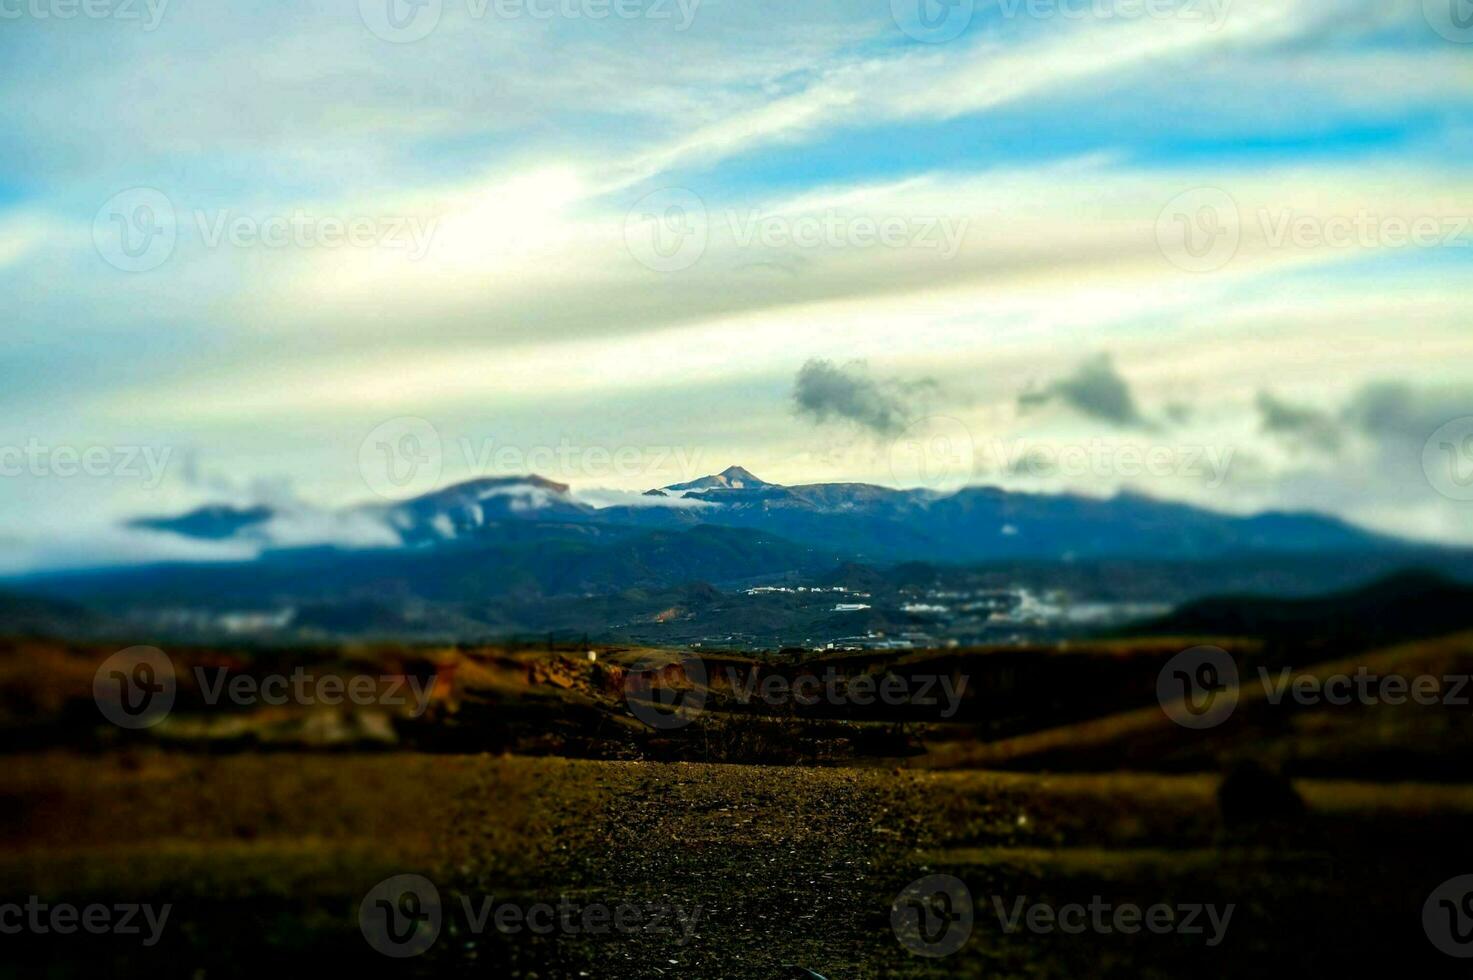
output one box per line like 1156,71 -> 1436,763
1,0 -> 1472,567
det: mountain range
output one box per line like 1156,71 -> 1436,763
7,466 -> 1468,644
126,464 -> 1401,562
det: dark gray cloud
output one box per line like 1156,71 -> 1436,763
792,359 -> 934,436
1018,354 -> 1153,429
1239,382 -> 1473,541
1343,382 -> 1472,443
1255,382 -> 1473,457
1256,391 -> 1344,454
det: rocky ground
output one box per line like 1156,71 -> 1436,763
5,751 -> 1472,977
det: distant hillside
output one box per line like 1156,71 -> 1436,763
0,590 -> 108,638
938,630 -> 1473,782
19,523 -> 833,612
1132,571 -> 1473,654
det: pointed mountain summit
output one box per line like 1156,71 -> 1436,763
662,465 -> 774,493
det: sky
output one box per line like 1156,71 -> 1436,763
1,0 -> 1472,569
